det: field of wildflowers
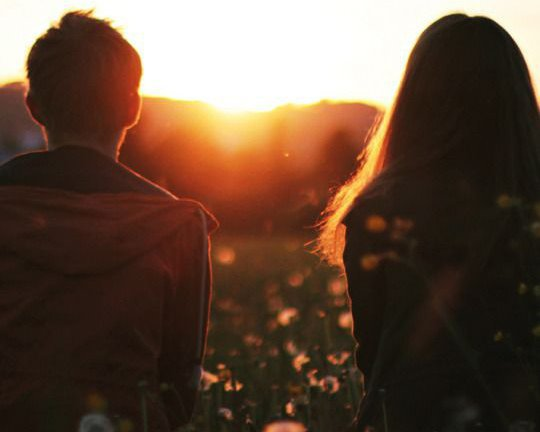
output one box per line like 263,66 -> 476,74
180,235 -> 362,432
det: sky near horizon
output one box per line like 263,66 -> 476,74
0,0 -> 539,111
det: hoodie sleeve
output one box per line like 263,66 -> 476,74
158,205 -> 217,429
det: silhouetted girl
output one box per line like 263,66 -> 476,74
318,14 -> 539,432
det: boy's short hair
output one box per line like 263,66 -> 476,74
26,11 -> 142,137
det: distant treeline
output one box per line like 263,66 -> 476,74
0,82 -> 380,234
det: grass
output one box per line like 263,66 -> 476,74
180,234 -> 362,432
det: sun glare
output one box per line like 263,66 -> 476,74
0,0 -> 538,112
102,0 -> 393,112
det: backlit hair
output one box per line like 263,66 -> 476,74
317,14 -> 540,267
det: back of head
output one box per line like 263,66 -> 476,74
386,14 -> 540,198
26,11 -> 142,140
318,13 -> 540,266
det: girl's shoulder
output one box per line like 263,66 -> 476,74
343,170 -> 507,267
345,168 -> 494,227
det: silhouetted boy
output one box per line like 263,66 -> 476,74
0,11 -> 216,432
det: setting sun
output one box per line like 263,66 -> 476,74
123,0 -> 386,112
0,0 -> 539,111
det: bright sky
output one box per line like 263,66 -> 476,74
0,0 -> 539,111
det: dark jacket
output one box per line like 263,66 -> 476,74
0,146 -> 218,432
343,171 -> 538,432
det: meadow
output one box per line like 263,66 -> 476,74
181,235 -> 362,432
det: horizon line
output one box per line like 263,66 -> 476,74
0,79 -> 386,114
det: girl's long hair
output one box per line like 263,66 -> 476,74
317,14 -> 540,267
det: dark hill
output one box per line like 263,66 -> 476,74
0,83 -> 380,232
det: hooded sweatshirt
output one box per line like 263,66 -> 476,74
0,185 -> 217,432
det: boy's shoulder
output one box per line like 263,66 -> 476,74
0,146 -> 174,198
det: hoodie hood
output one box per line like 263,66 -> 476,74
0,186 -> 218,275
